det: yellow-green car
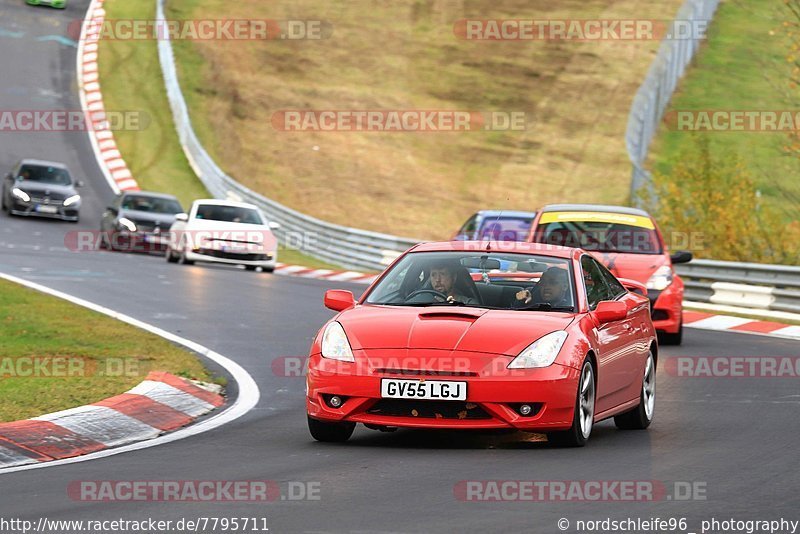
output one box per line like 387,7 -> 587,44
26,0 -> 67,8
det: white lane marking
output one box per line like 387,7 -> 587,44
0,272 -> 260,475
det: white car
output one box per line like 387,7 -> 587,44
166,199 -> 280,272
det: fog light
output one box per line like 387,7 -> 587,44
329,395 -> 343,408
519,404 -> 533,416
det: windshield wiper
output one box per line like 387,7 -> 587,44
516,303 -> 575,312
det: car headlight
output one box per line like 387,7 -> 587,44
63,194 -> 80,207
118,217 -> 137,232
11,188 -> 30,202
646,265 -> 673,291
508,331 -> 568,369
321,321 -> 355,363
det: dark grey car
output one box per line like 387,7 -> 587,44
100,191 -> 183,253
1,159 -> 83,222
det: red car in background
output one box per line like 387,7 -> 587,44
528,204 -> 692,345
306,241 -> 657,447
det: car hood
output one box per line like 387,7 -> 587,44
120,209 -> 177,226
337,305 -> 576,357
15,181 -> 76,195
182,217 -> 277,248
588,251 -> 669,283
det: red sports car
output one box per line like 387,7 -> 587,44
306,241 -> 657,447
528,204 -> 693,345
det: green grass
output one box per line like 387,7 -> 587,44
98,0 -> 209,209
649,0 -> 800,222
0,279 -> 212,422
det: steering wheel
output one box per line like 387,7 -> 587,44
405,289 -> 449,302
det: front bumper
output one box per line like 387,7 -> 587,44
9,198 -> 79,221
185,248 -> 276,268
648,280 -> 683,334
306,350 -> 580,432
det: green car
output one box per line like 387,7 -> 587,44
26,0 -> 67,8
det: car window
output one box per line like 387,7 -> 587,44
595,261 -> 627,299
581,255 -> 614,310
457,215 -> 478,238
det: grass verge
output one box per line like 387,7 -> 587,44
649,0 -> 800,222
0,278 -> 212,422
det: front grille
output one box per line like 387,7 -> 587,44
29,194 -> 67,203
367,399 -> 491,420
198,249 -> 269,261
375,368 -> 479,377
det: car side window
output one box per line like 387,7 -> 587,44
459,215 -> 478,237
595,261 -> 627,300
581,256 -> 613,310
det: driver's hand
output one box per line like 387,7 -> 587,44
516,289 -> 532,304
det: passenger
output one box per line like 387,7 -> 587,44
515,267 -> 571,307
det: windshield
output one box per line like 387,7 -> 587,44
194,204 -> 264,224
365,251 -> 576,311
534,212 -> 662,254
121,195 -> 182,214
477,216 -> 534,242
18,165 -> 72,186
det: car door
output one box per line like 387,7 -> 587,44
594,259 -> 649,404
581,255 -> 634,414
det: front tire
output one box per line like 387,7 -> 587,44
615,351 -> 656,430
166,246 -> 179,263
307,416 -> 355,443
548,358 -> 595,447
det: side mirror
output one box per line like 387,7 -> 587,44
174,213 -> 189,222
324,290 -> 356,312
618,278 -> 647,296
670,250 -> 693,264
4,173 -> 11,180
593,300 -> 628,324
106,205 -> 118,215
268,221 -> 281,230
76,180 -> 85,188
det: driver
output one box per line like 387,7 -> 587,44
427,260 -> 479,305
515,267 -> 571,307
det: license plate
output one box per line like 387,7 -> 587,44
380,379 -> 467,401
36,205 -> 58,214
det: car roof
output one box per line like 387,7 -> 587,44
121,190 -> 179,200
410,240 -> 579,259
17,159 -> 69,170
474,210 -> 538,218
192,198 -> 259,210
540,203 -> 652,218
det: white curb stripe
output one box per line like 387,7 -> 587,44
771,326 -> 800,339
0,446 -> 37,468
128,380 -> 215,417
34,405 -> 161,448
686,315 -> 754,330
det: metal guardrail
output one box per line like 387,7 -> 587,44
626,0 -> 721,203
156,0 -> 420,272
677,260 -> 800,314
